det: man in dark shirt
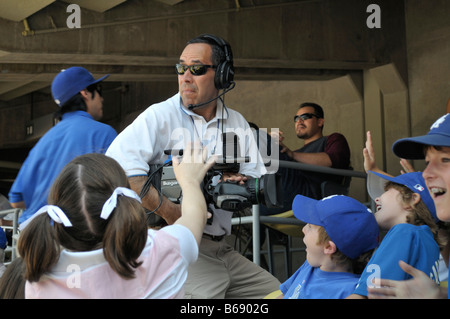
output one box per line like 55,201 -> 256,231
262,102 -> 351,215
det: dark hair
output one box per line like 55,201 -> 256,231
187,35 -> 226,66
18,153 -> 148,282
54,93 -> 87,120
0,257 -> 26,299
299,102 -> 324,119
54,88 -> 99,120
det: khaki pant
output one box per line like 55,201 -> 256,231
184,237 -> 280,299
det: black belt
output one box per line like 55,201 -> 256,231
202,233 -> 225,241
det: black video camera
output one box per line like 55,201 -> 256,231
141,132 -> 282,214
156,156 -> 282,212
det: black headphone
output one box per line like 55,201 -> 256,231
198,34 -> 235,90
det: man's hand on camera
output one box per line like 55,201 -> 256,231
219,172 -> 248,185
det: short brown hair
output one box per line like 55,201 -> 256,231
316,226 -> 374,274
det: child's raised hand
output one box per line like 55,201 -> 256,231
172,143 -> 216,242
399,158 -> 415,174
363,131 -> 378,173
172,142 -> 216,187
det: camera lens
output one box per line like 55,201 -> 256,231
248,173 -> 282,208
212,173 -> 282,211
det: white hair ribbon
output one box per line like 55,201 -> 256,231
100,187 -> 142,220
36,205 -> 73,227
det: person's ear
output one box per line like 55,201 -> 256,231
405,193 -> 421,210
323,240 -> 337,255
317,117 -> 325,128
79,89 -> 90,101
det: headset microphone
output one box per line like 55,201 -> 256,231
188,94 -> 220,110
187,82 -> 235,110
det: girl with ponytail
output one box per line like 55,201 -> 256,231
18,144 -> 215,298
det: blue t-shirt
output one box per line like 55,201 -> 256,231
280,261 -> 360,299
9,111 -> 117,224
354,223 -> 440,296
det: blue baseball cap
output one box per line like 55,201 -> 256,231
292,194 -> 379,259
0,227 -> 7,250
367,171 -> 438,223
393,114 -> 450,159
51,66 -> 109,107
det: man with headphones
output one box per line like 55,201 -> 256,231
106,34 -> 280,298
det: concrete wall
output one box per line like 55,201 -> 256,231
404,0 -> 450,171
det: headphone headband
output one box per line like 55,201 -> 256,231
196,34 -> 234,89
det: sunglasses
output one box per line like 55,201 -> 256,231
87,83 -> 102,97
294,113 -> 319,123
175,64 -> 216,76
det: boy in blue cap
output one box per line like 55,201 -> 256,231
349,171 -> 442,298
278,194 -> 379,299
8,67 -> 117,227
368,113 -> 450,299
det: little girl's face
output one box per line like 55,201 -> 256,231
374,187 -> 408,230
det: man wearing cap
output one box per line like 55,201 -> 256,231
8,66 -> 117,226
278,194 -> 379,299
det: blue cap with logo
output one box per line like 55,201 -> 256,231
367,171 -> 438,223
393,114 -> 450,159
51,66 -> 109,107
292,194 -> 379,259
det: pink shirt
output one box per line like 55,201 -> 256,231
25,225 -> 197,299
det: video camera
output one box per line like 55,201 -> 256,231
157,157 -> 282,212
141,132 -> 282,214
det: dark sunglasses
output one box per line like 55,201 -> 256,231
294,113 -> 319,123
87,83 -> 102,97
175,64 -> 216,76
